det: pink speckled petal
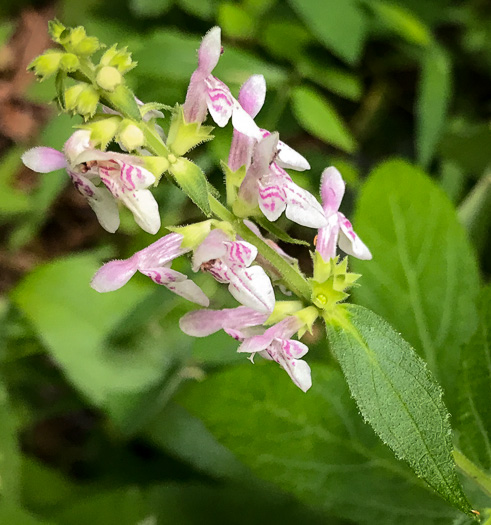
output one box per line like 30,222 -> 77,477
227,265 -> 275,314
338,212 -> 372,260
320,166 -> 345,215
136,233 -> 187,268
205,76 -> 234,127
238,316 -> 301,354
22,147 -> 67,173
223,240 -> 257,267
198,26 -> 222,75
69,171 -> 120,233
91,256 -> 138,292
281,338 -> 309,359
192,229 -> 229,270
275,140 -> 310,171
238,75 -> 266,118
268,342 -> 311,392
316,214 -> 340,260
140,267 -> 209,306
179,306 -> 268,337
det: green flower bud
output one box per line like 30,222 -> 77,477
117,120 -> 145,151
96,66 -> 122,92
64,84 -> 85,111
73,36 -> 100,56
59,53 -> 80,72
28,51 -> 63,79
79,115 -> 121,149
48,19 -> 66,43
100,44 -> 136,74
77,85 -> 100,118
167,220 -> 216,250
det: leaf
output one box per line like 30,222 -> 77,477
129,0 -> 173,17
169,157 -> 211,216
218,3 -> 255,39
290,86 -> 357,153
456,286 -> 491,471
326,305 -> 473,516
351,160 -> 479,401
10,254 -> 162,407
367,0 -> 433,46
0,503 -> 53,525
287,0 -> 367,64
179,363 -> 464,524
416,45 -> 452,167
0,382 -> 20,503
176,0 -> 214,20
256,217 -> 309,246
0,148 -> 31,218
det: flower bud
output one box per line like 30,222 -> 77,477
167,221 -> 216,250
64,84 -> 85,111
117,121 -> 145,151
96,66 -> 122,92
73,36 -> 100,56
28,52 -> 63,79
79,116 -> 121,149
59,53 -> 80,72
48,19 -> 66,43
77,86 -> 100,118
100,44 -> 136,74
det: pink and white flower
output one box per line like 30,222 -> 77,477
316,167 -> 371,260
22,130 -> 160,234
192,228 -> 275,314
182,27 -> 257,136
228,74 -> 310,172
238,133 -> 326,228
180,308 -> 311,392
91,232 -> 209,306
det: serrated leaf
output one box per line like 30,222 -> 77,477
416,45 -> 452,167
326,305 -> 473,516
456,286 -> 491,471
179,363 -> 464,524
291,86 -> 357,153
287,0 -> 367,64
351,160 -> 479,402
169,158 -> 211,216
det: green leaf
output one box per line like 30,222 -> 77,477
176,0 -> 214,19
180,363 -> 464,524
456,286 -> 491,471
0,503 -> 53,525
256,217 -> 309,246
367,0 -> 433,46
218,3 -> 255,39
290,86 -> 357,153
0,382 -> 20,503
416,45 -> 452,167
287,0 -> 367,64
351,160 -> 479,400
169,157 -> 211,216
326,305 -> 473,516
10,254 -> 162,407
129,0 -> 173,17
262,21 -> 311,62
0,148 -> 31,218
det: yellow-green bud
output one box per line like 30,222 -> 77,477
73,36 -> 100,56
79,116 -> 121,149
68,27 -> 86,47
96,66 -> 122,92
100,44 -> 136,74
118,121 -> 145,151
167,221 -> 215,250
28,52 -> 63,79
77,85 -> 100,118
48,19 -> 66,43
64,84 -> 85,111
59,53 -> 80,72
142,156 -> 170,180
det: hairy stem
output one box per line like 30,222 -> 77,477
453,449 -> 491,498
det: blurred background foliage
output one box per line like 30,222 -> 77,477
0,0 -> 490,523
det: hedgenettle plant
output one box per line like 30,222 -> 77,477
23,21 -> 489,520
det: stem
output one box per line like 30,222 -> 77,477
453,449 -> 491,498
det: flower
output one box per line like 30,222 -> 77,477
182,27 -> 257,136
192,228 -> 275,313
228,74 -> 310,172
22,130 -> 160,234
91,232 -> 209,306
180,308 -> 311,392
237,133 -> 327,228
316,167 -> 371,260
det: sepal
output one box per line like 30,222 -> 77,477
117,120 -> 145,151
221,160 -> 246,208
266,301 -> 304,325
96,66 -> 123,92
100,44 -> 137,74
167,106 -> 214,156
168,157 -> 211,216
28,51 -> 63,79
167,220 -> 216,250
78,115 -> 122,150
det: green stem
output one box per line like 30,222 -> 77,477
453,449 -> 491,498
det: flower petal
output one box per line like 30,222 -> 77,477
192,228 -> 229,271
63,130 -> 93,165
257,178 -> 287,222
137,233 -> 187,268
91,256 -> 138,292
140,267 -> 209,306
21,147 -> 67,173
282,173 -> 327,228
320,166 -> 345,215
69,171 -> 120,233
179,306 -> 268,337
275,140 -> 310,171
228,131 -> 255,171
315,214 -> 340,260
270,346 -> 312,392
231,101 -> 262,139
227,265 -> 275,313
238,317 -> 302,354
223,240 -> 257,267
338,212 -> 372,260
198,26 -> 222,75
205,76 -> 234,127
238,74 -> 266,118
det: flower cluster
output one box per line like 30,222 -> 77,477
23,24 -> 372,392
